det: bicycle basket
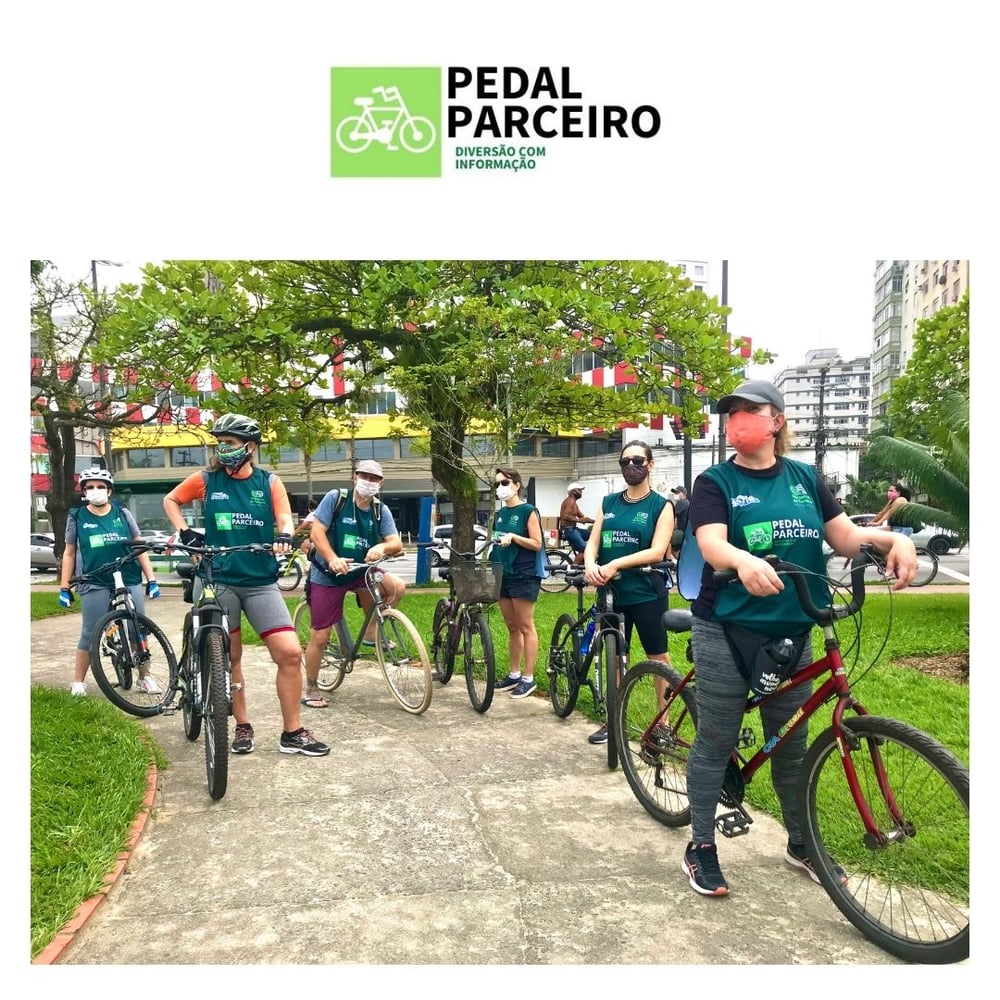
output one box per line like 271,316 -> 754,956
450,561 -> 503,605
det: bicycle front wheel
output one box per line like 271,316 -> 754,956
202,630 -> 230,801
616,661 -> 697,827
910,547 -> 939,587
293,599 -> 348,692
463,609 -> 496,713
431,598 -> 455,684
89,609 -> 177,717
540,549 -> 572,593
601,631 -> 623,770
546,613 -> 581,717
180,613 -> 201,741
375,608 -> 433,715
797,715 -> 969,964
277,559 -> 303,591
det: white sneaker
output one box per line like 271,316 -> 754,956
70,682 -> 87,697
137,675 -> 162,694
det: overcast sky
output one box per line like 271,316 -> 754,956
726,258 -> 875,379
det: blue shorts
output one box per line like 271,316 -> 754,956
500,573 -> 541,602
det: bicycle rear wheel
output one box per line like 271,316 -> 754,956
292,599 -> 348,692
910,547 -> 939,587
277,558 -> 303,591
546,613 -> 581,717
375,608 -> 433,714
89,609 -> 177,717
179,613 -> 201,741
431,598 -> 455,684
463,609 -> 495,713
202,630 -> 230,801
797,715 -> 968,964
616,661 -> 698,827
540,549 -> 572,593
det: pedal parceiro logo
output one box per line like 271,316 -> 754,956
330,67 -> 442,178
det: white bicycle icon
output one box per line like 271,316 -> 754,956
335,85 -> 436,154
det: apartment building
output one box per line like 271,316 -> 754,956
900,259 -> 969,371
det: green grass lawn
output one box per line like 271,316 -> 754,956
30,587 -> 969,958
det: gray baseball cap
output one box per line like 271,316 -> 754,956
716,379 -> 785,414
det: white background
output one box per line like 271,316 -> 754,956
9,0 -> 988,989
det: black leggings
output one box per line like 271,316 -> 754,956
687,617 -> 813,845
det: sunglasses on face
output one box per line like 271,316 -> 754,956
495,479 -> 512,487
619,456 -> 647,468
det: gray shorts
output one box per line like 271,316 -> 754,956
192,580 -> 293,638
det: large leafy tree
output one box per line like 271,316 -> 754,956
100,261 -> 761,547
885,292 -> 969,447
30,262 -> 175,554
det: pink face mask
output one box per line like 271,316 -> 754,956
726,410 -> 777,453
887,490 -> 898,500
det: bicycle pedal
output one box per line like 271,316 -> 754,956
736,727 -> 756,750
715,810 -> 753,838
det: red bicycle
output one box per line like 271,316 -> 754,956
613,546 -> 969,963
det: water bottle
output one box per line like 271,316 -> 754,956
580,618 -> 596,656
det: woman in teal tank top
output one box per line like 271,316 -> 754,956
582,440 -> 675,746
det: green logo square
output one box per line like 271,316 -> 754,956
214,513 -> 233,532
743,521 -> 773,552
330,67 -> 441,177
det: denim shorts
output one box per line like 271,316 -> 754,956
499,573 -> 541,602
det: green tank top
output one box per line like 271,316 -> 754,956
76,504 -> 142,588
326,491 -> 379,586
703,458 -> 829,632
597,490 -> 668,605
203,467 -> 279,586
490,503 -> 547,578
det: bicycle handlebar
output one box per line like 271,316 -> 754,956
712,545 -> 874,624
566,559 -> 677,586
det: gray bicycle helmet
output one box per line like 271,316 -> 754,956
79,467 -> 114,487
211,412 -> 262,443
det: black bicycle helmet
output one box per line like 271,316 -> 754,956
211,413 -> 262,443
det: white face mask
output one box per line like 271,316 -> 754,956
496,484 -> 516,501
355,479 -> 381,499
85,487 -> 109,506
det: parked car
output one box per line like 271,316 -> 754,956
30,532 -> 58,571
429,524 -> 490,567
824,514 -> 959,556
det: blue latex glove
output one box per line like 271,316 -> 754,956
58,588 -> 74,608
146,580 -> 160,599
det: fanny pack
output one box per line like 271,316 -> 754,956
722,622 -> 811,697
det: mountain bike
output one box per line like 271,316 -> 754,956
275,548 -> 309,591
613,547 -> 969,963
546,562 -> 675,769
825,543 -> 939,588
79,543 -> 178,717
292,557 -> 433,715
170,540 -> 276,800
425,543 -> 501,714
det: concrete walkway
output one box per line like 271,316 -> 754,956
30,590 -> 908,968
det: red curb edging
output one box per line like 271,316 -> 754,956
32,762 -> 159,965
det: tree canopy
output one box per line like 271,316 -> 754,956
92,260 -> 761,546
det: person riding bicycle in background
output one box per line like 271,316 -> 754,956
302,460 -> 406,709
558,481 -> 595,566
582,440 -> 675,745
292,498 -> 319,556
668,485 -> 690,559
59,468 -> 161,697
681,379 -> 917,897
163,413 -> 329,758
492,466 -> 547,699
871,483 -> 915,535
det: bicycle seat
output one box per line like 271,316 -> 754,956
661,608 -> 693,633
353,97 -> 374,106
175,563 -> 196,581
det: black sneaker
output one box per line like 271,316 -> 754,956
588,723 -> 609,745
495,674 -> 521,692
682,841 -> 730,896
231,722 -> 255,755
785,841 -> 848,885
279,727 -> 331,756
